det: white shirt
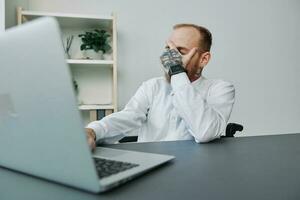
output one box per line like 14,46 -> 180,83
87,73 -> 235,143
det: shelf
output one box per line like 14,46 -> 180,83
67,59 -> 113,65
79,104 -> 114,110
17,7 -> 118,124
21,10 -> 113,29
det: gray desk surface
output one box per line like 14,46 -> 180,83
1,133 -> 300,200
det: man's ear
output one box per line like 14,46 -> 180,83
199,52 -> 211,69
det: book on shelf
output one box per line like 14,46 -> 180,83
96,109 -> 105,120
89,110 -> 97,121
105,109 -> 113,116
89,109 -> 114,121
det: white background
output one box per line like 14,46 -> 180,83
4,0 -> 300,136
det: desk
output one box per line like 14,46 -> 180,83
1,134 -> 300,200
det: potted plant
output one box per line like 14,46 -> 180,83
78,29 -> 111,60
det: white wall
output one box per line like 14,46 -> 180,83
9,0 -> 300,136
0,0 -> 4,31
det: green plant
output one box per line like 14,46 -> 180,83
62,35 -> 74,58
78,29 -> 111,53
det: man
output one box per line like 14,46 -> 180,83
86,24 -> 235,150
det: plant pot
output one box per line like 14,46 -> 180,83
103,53 -> 113,60
65,52 -> 71,59
82,50 -> 103,60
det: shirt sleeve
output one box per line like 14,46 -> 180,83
170,73 -> 235,143
86,81 -> 151,143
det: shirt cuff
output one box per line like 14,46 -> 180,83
86,120 -> 107,141
170,72 -> 190,91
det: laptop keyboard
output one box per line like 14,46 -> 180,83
93,157 -> 139,179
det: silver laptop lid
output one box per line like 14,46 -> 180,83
0,17 -> 100,192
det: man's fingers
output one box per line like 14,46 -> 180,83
86,129 -> 96,151
88,137 -> 96,151
91,141 -> 96,151
166,40 -> 177,50
187,47 -> 198,60
182,47 -> 198,66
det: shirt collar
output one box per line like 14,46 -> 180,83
191,75 -> 205,86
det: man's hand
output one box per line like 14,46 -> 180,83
166,40 -> 198,67
160,40 -> 198,73
160,48 -> 183,73
86,128 -> 96,151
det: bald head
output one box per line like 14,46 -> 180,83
173,24 -> 212,52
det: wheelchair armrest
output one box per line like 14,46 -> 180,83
118,136 -> 138,143
225,123 -> 244,137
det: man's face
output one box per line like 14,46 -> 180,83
167,27 -> 203,80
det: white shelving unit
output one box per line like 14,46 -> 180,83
67,59 -> 114,65
17,7 -> 118,124
79,104 -> 114,110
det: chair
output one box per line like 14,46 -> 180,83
119,123 -> 243,143
221,123 -> 243,138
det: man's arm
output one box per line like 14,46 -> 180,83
86,81 -> 151,146
171,73 -> 235,143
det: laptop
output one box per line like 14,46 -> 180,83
0,17 -> 174,193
